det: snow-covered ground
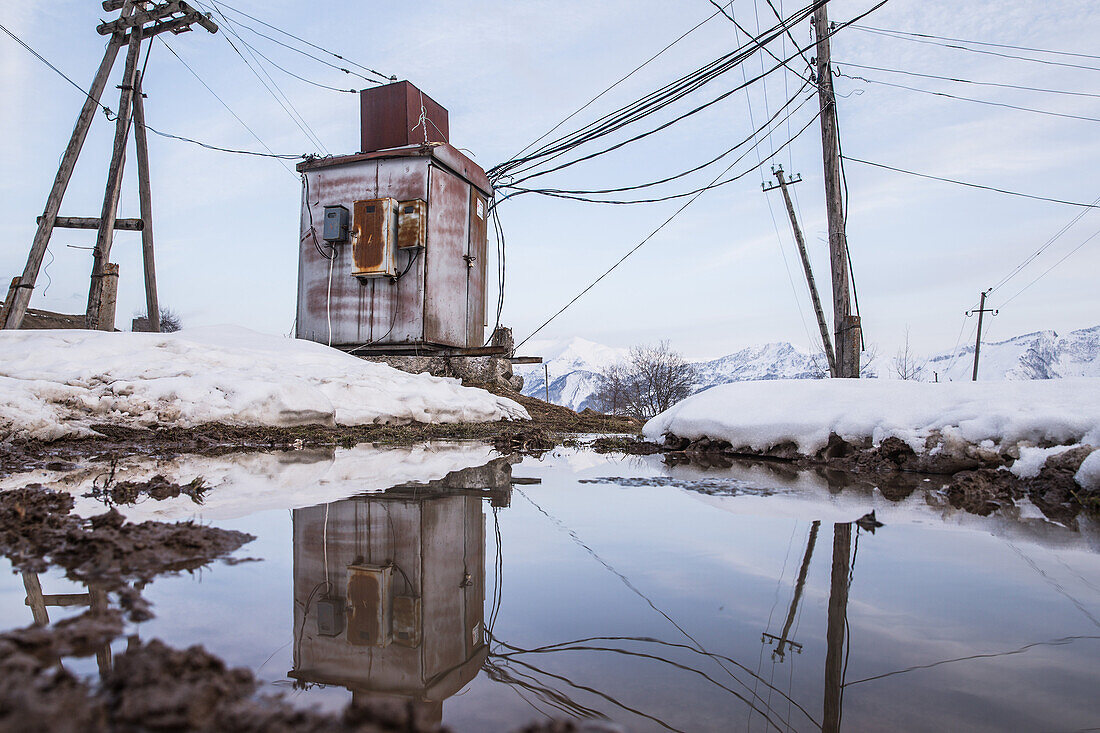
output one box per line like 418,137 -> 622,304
0,327 -> 528,441
643,378 -> 1100,462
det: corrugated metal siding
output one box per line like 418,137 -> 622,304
466,188 -> 488,347
423,165 -> 470,347
297,159 -> 430,346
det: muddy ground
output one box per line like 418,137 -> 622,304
661,433 -> 1100,523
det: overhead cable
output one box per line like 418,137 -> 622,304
495,0 -> 889,188
505,6 -> 727,164
160,38 -> 297,174
211,0 -> 394,82
836,70 -> 1100,124
834,59 -> 1100,99
0,21 -> 303,160
849,25 -> 1100,73
841,155 -> 1100,209
489,0 -> 838,183
850,24 -> 1100,62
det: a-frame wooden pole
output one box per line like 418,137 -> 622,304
131,72 -> 160,332
1,32 -> 128,330
86,24 -> 144,330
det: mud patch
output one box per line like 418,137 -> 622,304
0,614 -> 449,733
0,488 -> 253,620
579,476 -> 776,498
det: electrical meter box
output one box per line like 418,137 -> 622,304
392,594 -> 422,648
346,563 -> 393,647
352,198 -> 399,278
322,205 -> 349,243
316,596 -> 345,637
397,200 -> 427,250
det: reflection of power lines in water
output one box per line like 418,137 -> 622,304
492,634 -> 821,730
508,487 -> 808,731
843,635 -> 1100,687
1005,540 -> 1100,629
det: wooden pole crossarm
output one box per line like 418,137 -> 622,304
37,215 -> 144,231
99,1 -> 217,36
131,12 -> 218,40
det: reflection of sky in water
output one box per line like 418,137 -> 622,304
1,444 -> 1098,732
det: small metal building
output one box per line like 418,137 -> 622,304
295,82 -> 490,352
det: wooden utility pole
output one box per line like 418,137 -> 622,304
822,522 -> 851,733
2,0 -> 217,332
764,167 -> 838,377
132,72 -> 160,332
87,22 -> 144,330
762,520 -> 819,660
813,2 -> 861,378
966,290 -> 997,381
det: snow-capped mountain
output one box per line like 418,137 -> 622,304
514,338 -> 629,412
516,325 -> 1100,409
920,325 -> 1100,382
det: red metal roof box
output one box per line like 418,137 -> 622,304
360,81 -> 449,153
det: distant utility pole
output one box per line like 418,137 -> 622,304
812,2 -> 861,378
764,166 -> 838,377
1,0 -> 218,333
966,289 -> 998,381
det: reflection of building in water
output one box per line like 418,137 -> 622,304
290,458 -> 515,725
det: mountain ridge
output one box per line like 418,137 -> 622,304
514,325 -> 1100,411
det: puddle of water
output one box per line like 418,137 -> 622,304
2,443 -> 1099,732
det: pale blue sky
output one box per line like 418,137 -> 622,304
2,0 -> 1098,360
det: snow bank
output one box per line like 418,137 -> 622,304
0,327 -> 527,440
643,378 -> 1100,455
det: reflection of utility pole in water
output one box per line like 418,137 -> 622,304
762,520 -> 820,660
823,522 -> 852,733
22,571 -> 115,677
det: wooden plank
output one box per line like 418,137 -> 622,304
132,73 -> 160,332
36,216 -> 144,231
1,28 -> 128,330
87,24 -> 143,330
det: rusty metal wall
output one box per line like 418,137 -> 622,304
297,158 -> 428,346
423,164 -> 470,347
466,189 -> 488,348
296,150 -> 489,350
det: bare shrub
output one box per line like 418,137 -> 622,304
592,341 -> 696,420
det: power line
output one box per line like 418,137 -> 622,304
841,156 -> 1100,209
988,193 -> 1100,296
850,23 -> 1100,62
0,20 -> 303,160
199,0 -> 331,154
160,38 -> 297,175
999,223 -> 1100,307
836,70 -> 1100,125
849,24 -> 1100,74
496,0 -> 889,188
491,0 -> 838,184
834,59 -> 1100,99
505,6 -> 727,164
499,85 -> 813,199
504,108 -> 820,206
212,0 -> 393,82
514,111 -> 821,350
